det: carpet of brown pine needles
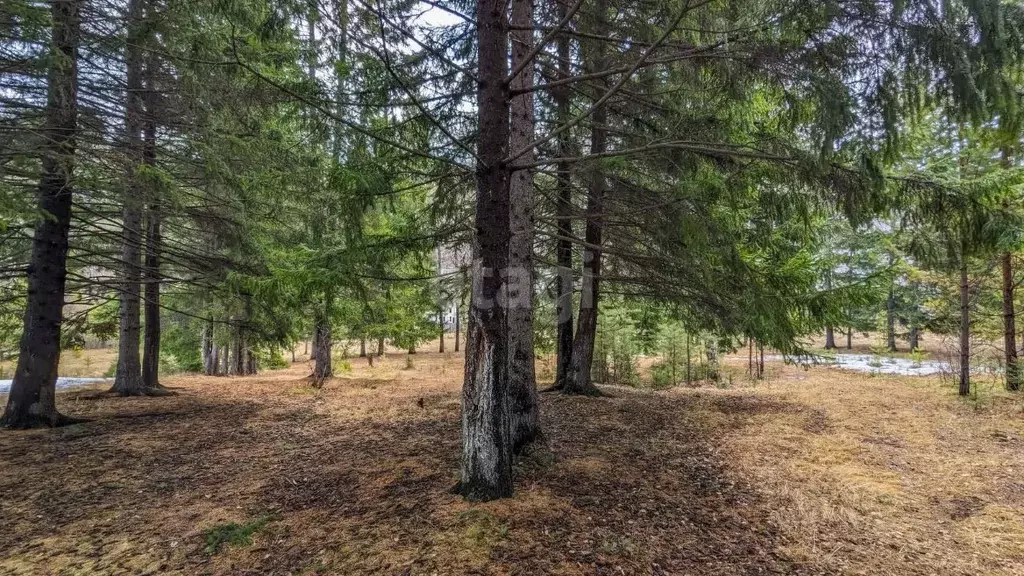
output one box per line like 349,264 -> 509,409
1,338 -> 1023,575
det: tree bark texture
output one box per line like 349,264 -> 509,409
507,0 -> 540,451
552,0 -> 574,390
112,0 -> 149,396
565,0 -> 608,397
457,0 -> 514,501
959,253 -> 971,396
1,0 -> 81,428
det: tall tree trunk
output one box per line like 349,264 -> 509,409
886,288 -> 897,353
220,343 -> 229,375
685,333 -> 692,384
233,325 -> 244,376
824,272 -> 836,349
565,0 -> 608,397
313,309 -> 332,385
1005,253 -> 1020,390
202,322 -> 214,375
112,0 -> 149,396
454,299 -> 461,352
909,326 -> 920,351
456,0 -> 514,502
847,327 -> 853,349
141,79 -> 162,391
758,343 -> 765,379
552,0 -> 574,390
1002,132 -> 1020,389
377,336 -> 385,356
210,341 -> 220,376
246,351 -> 257,376
359,337 -> 367,357
705,341 -> 719,382
749,336 -> 757,377
1,0 -> 81,428
310,328 -> 319,361
959,251 -> 971,396
507,0 -> 540,451
439,308 -> 446,353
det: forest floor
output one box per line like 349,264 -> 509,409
2,341 -> 1024,575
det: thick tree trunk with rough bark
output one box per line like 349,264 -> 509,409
552,0 -> 574,390
312,313 -> 332,385
141,96 -> 162,391
210,344 -> 220,376
377,337 -> 385,356
202,322 -> 215,375
359,337 -> 366,357
824,327 -> 836,350
507,0 -> 540,451
456,0 -> 514,502
112,0 -> 149,397
565,0 -> 608,397
1,0 -> 81,428
959,253 -> 971,396
909,326 -> 920,351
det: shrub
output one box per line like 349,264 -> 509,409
261,348 -> 289,370
651,360 -> 714,388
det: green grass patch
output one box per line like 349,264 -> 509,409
203,513 -> 280,554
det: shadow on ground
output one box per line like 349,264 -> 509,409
0,366 -> 814,575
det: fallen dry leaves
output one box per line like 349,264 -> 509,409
1,348 -> 1022,575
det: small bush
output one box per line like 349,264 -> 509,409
159,354 -> 183,375
202,513 -> 280,554
262,348 -> 289,370
909,347 -> 928,367
650,360 -> 714,388
650,362 -> 676,389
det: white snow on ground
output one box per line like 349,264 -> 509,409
770,354 -> 948,376
0,378 -> 111,394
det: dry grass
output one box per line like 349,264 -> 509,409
721,362 -> 1024,575
1,344 -> 1023,575
0,346 -> 118,379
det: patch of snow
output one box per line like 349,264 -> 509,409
770,354 -> 948,376
0,377 -> 111,394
